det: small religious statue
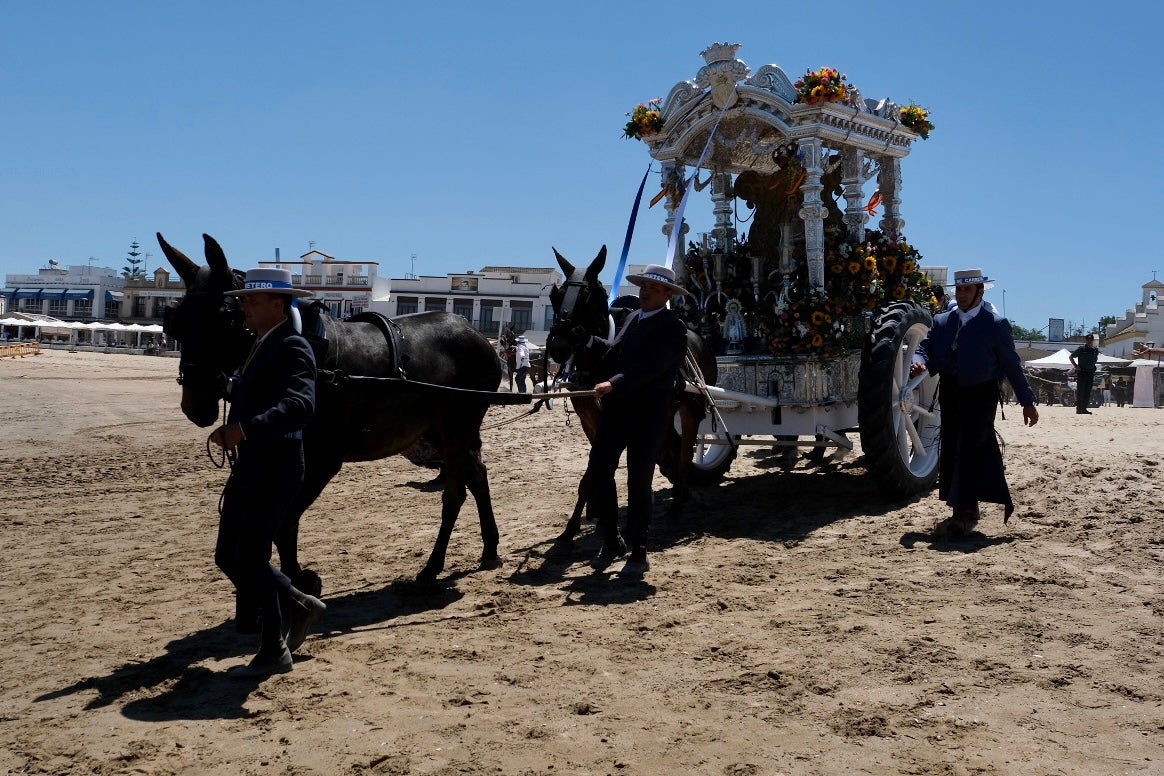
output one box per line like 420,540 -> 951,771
723,298 -> 746,355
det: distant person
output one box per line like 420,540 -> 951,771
910,268 -> 1039,538
1114,378 -> 1128,407
1102,376 -> 1112,407
1069,335 -> 1100,414
931,284 -> 954,312
514,336 -> 531,393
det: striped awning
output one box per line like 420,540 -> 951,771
105,290 -> 124,302
65,288 -> 94,300
14,288 -> 42,300
40,288 -> 68,300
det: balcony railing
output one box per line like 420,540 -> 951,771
347,277 -> 369,286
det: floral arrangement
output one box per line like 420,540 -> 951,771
899,104 -> 934,139
793,67 -> 853,106
676,227 -> 940,358
623,99 -> 664,140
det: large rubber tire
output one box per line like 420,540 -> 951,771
858,301 -> 941,499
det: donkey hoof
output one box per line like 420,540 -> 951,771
415,567 -> 440,585
479,554 -> 503,571
293,568 -> 323,599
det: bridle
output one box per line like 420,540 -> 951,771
163,290 -> 248,398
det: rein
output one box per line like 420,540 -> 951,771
479,387 -> 599,431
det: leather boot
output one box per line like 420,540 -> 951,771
237,620 -> 292,678
283,589 -> 327,654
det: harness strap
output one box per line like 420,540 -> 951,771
347,311 -> 408,379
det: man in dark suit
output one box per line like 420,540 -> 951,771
910,268 -> 1039,537
585,264 -> 691,578
210,268 -> 326,676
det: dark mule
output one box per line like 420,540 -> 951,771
544,246 -> 717,550
158,232 -> 516,588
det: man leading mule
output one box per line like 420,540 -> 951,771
158,233 -> 512,611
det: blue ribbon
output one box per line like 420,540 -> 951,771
609,163 -> 652,306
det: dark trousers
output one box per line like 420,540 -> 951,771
1076,369 -> 1096,411
585,398 -> 671,552
515,366 -> 530,393
216,440 -> 304,644
938,377 -> 1013,517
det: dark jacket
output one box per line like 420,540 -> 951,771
603,308 -> 689,407
227,319 -> 317,446
917,306 -> 1036,407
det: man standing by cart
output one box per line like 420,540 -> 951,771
909,268 -> 1039,537
1069,334 -> 1100,414
585,264 -> 690,578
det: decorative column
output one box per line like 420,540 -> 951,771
796,137 -> 827,289
840,149 -> 868,241
709,171 -> 736,253
877,157 -> 905,238
661,163 -> 689,266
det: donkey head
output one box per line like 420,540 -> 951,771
157,233 -> 249,427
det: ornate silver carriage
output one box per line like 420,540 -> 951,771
636,43 -> 942,497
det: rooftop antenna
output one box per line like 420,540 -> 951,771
308,241 -> 317,251
408,253 -> 418,279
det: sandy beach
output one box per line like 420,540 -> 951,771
2,348 -> 1163,775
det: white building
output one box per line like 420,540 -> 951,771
1102,278 -> 1164,357
2,264 -> 125,320
257,249 -> 390,320
385,266 -> 562,337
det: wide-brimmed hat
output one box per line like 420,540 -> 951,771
948,269 -> 995,290
225,268 -> 313,298
514,336 -> 527,343
626,264 -> 691,296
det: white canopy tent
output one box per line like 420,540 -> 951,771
1024,348 -> 1130,369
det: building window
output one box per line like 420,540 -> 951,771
48,298 -> 68,316
424,298 -> 446,313
453,299 -> 473,323
134,297 -> 149,317
543,306 -> 555,330
479,299 -> 502,334
74,298 -> 93,315
396,296 -> 418,315
511,301 -> 533,332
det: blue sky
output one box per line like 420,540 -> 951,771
2,1 -> 1161,334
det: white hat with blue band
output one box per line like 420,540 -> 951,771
225,268 -> 313,298
626,264 -> 691,296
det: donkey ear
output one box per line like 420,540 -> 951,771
552,247 -> 575,277
202,234 -> 232,280
586,246 -> 608,279
156,232 -> 198,286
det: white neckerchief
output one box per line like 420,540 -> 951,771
955,302 -> 982,325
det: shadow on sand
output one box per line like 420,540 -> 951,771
35,574 -> 476,721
